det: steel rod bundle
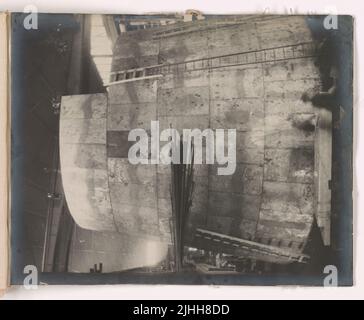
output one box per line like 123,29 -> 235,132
170,137 -> 195,272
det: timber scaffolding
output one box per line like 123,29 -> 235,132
106,41 -> 319,86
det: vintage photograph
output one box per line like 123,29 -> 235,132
9,12 -> 353,286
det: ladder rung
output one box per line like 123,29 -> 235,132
109,42 -> 318,83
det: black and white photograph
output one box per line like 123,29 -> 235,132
0,2 -> 357,301
6,12 -> 353,286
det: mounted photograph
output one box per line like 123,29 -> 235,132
2,11 -> 353,287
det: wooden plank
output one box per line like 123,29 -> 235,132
315,108 -> 332,245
